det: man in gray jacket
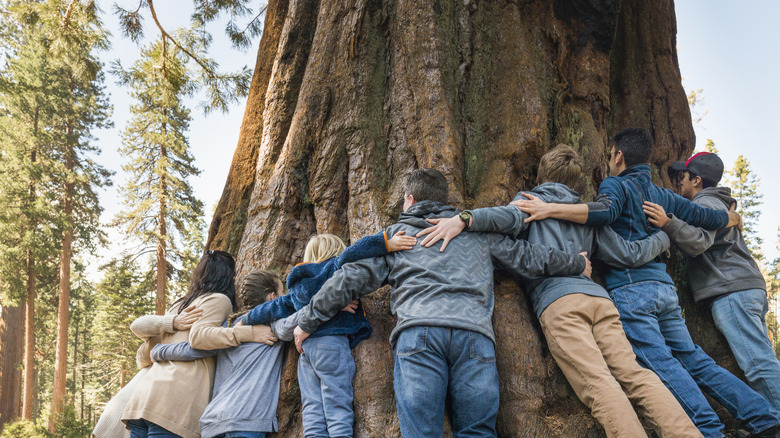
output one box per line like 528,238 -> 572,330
644,151 -> 780,421
293,168 -> 590,437
418,145 -> 702,438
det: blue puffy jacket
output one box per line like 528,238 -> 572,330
244,231 -> 389,348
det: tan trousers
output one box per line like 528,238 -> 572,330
539,294 -> 702,438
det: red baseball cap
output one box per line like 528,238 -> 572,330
668,152 -> 724,185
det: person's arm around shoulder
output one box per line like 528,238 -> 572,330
295,257 -> 390,352
593,224 -> 670,268
150,342 -> 217,362
189,294 -> 275,350
665,189 -> 737,230
511,178 -> 625,226
335,230 -> 416,268
644,201 -> 716,257
271,310 -> 303,342
488,234 -> 591,279
243,291 -> 297,326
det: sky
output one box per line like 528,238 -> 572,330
87,1 -> 780,278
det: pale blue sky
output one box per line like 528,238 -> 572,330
89,1 -> 780,276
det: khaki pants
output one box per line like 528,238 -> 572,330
539,294 -> 702,438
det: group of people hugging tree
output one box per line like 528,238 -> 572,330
94,128 -> 780,438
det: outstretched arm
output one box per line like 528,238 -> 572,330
513,178 -> 625,226
335,230 -> 415,268
129,305 -> 202,341
593,224 -> 670,268
297,257 -> 390,335
644,201 -> 716,257
511,193 -> 591,224
151,342 -> 217,362
489,234 -> 590,278
663,189 -> 732,230
243,293 -> 298,326
271,310 -> 303,342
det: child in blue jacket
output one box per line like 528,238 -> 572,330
244,230 -> 416,437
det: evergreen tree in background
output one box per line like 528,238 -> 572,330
88,257 -> 154,411
0,0 -> 113,428
704,139 -> 719,154
726,154 -> 764,262
113,35 -> 205,314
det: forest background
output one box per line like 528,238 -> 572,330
0,0 -> 779,436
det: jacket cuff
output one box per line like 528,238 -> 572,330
662,214 -> 685,237
383,230 -> 390,251
233,325 -> 254,343
162,314 -> 176,334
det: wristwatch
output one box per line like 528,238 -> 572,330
459,211 -> 472,229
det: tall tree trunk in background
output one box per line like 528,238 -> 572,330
208,0 -> 739,435
156,118 -> 168,315
21,249 -> 34,421
51,127 -> 74,429
0,304 -> 24,428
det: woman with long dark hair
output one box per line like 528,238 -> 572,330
121,250 -> 276,438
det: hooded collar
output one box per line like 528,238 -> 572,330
398,200 -> 458,228
530,182 -> 581,204
694,186 -> 734,208
617,163 -> 651,178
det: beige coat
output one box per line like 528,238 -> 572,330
122,293 -> 254,438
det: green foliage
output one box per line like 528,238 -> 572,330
88,257 -> 154,401
0,419 -> 47,438
113,1 -> 255,113
725,154 -> 764,262
112,35 -> 206,302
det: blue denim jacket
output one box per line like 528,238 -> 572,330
584,164 -> 729,290
244,231 -> 388,348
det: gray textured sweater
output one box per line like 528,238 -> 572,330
297,201 -> 586,345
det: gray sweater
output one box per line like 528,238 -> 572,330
661,186 -> 765,303
297,201 -> 586,345
468,183 -> 671,317
151,312 -> 301,437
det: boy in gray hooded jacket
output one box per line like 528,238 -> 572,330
644,151 -> 780,420
420,145 -> 701,438
293,168 -> 590,437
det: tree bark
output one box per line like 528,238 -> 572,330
157,118 -> 168,315
50,128 -> 74,429
21,250 -> 34,421
0,304 -> 23,429
208,0 -> 741,435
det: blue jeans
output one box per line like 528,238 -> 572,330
393,326 -> 499,437
711,289 -> 780,419
298,335 -> 355,438
610,281 -> 778,438
127,419 -> 181,438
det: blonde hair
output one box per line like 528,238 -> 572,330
303,234 -> 346,263
537,144 -> 583,188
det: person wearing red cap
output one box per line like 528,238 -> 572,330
644,151 -> 780,423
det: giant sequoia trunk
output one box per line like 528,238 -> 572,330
208,0 -> 741,435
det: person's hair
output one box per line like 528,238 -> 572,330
537,144 -> 583,187
227,270 -> 281,327
613,128 -> 654,167
303,234 -> 346,263
404,168 -> 448,204
172,250 -> 236,314
686,170 -> 717,189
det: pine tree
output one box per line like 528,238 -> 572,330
4,0 -> 114,427
704,139 -> 718,154
89,257 -> 154,403
0,2 -> 67,422
113,35 -> 205,314
726,155 -> 764,262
